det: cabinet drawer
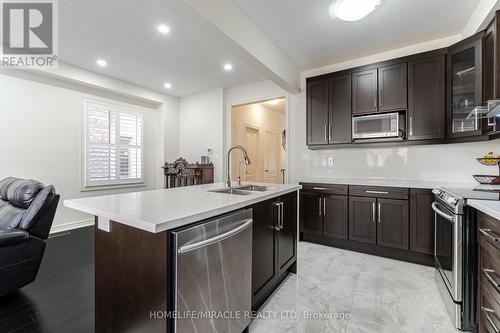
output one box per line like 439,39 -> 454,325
348,185 -> 409,200
481,239 -> 500,295
300,183 -> 348,195
480,275 -> 500,333
479,212 -> 500,252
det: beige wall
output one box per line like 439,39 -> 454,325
231,101 -> 285,183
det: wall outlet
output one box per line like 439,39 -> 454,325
207,148 -> 213,154
327,156 -> 334,167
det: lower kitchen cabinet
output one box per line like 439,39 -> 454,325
409,189 -> 435,255
300,192 -> 323,235
323,195 -> 348,239
348,197 -> 377,244
377,198 -> 409,250
251,191 -> 297,310
300,182 -> 434,266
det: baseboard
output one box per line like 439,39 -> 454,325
50,219 -> 95,234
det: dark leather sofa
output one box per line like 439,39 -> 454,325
0,177 -> 59,296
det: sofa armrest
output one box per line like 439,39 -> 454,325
0,226 -> 29,247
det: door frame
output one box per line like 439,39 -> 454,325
226,94 -> 289,184
242,123 -> 261,182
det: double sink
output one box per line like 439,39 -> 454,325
209,185 -> 272,195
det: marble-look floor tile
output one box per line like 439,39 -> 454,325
250,242 -> 459,333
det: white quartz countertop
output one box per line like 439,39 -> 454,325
299,177 -> 479,190
64,182 -> 301,233
468,200 -> 500,220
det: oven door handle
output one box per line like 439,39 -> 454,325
431,202 -> 455,222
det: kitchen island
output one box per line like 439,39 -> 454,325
64,182 -> 300,333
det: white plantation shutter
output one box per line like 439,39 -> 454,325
85,101 -> 144,187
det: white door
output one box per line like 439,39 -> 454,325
264,131 -> 280,184
244,126 -> 259,182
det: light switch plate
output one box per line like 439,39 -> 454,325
328,157 -> 334,167
97,216 -> 110,232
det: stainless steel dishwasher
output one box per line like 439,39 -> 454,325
172,209 -> 253,333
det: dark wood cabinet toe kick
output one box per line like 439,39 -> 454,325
300,182 -> 434,266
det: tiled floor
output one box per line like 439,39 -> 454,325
250,242 -> 459,333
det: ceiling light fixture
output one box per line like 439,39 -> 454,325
266,99 -> 281,105
223,63 -> 233,71
163,82 -> 172,89
96,59 -> 107,67
158,24 -> 170,34
330,0 -> 382,22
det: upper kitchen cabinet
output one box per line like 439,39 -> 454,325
352,69 -> 378,114
378,63 -> 407,112
306,74 -> 352,146
352,63 -> 407,115
407,54 -> 446,140
484,10 -> 500,101
329,74 -> 352,144
446,32 -> 484,139
306,79 -> 329,145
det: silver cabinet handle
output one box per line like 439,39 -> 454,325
372,202 -> 376,223
323,197 -> 326,216
313,187 -> 329,191
324,124 -> 328,142
481,306 -> 500,333
274,202 -> 283,231
328,124 -> 332,142
482,268 -> 500,288
319,197 -> 322,216
178,219 -> 252,253
378,202 -> 381,223
366,190 -> 389,195
479,228 -> 500,243
431,202 -> 455,222
280,202 -> 284,230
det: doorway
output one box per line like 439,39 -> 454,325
231,98 -> 286,184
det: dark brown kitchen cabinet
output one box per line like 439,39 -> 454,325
408,54 -> 446,140
300,192 -> 323,235
329,74 -> 352,143
447,32 -> 484,139
349,196 -> 377,244
251,192 -> 297,310
251,197 -> 276,298
484,11 -> 500,100
409,189 -> 434,255
307,79 -> 329,145
377,198 -> 409,250
352,69 -> 378,115
277,191 -> 297,271
378,63 -> 407,112
323,195 -> 348,239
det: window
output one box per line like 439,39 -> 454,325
84,100 -> 144,188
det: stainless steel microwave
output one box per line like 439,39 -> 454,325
352,113 -> 400,139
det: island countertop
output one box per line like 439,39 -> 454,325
64,182 -> 301,233
468,199 -> 500,220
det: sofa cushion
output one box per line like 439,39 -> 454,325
0,203 -> 26,228
0,225 -> 29,247
0,177 -> 17,200
6,179 -> 44,209
19,185 -> 55,231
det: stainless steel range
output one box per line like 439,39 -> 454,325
432,186 -> 499,331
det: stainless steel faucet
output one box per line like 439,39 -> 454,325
226,145 -> 251,187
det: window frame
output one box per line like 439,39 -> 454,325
82,99 -> 146,190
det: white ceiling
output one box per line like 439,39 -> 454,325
59,0 -> 264,97
232,0 -> 481,70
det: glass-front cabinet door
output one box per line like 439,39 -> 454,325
447,35 -> 483,138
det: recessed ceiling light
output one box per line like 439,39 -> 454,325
266,99 -> 281,105
158,24 -> 170,34
96,59 -> 107,67
223,63 -> 233,71
163,82 -> 172,89
330,0 -> 382,22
